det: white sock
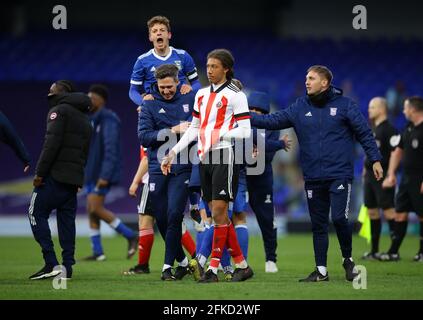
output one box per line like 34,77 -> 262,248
178,257 -> 188,267
162,264 -> 172,272
198,254 -> 207,267
317,266 -> 327,276
208,266 -> 218,275
235,260 -> 248,269
109,218 -> 121,229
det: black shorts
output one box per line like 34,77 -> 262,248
199,148 -> 239,203
395,174 -> 423,216
363,174 -> 395,209
137,183 -> 154,216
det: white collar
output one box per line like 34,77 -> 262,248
211,82 -> 225,91
152,46 -> 173,61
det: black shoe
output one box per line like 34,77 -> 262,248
29,265 -> 61,280
123,263 -> 150,275
231,266 -> 254,282
161,268 -> 175,281
361,252 -> 381,261
81,254 -> 106,262
198,269 -> 219,283
174,266 -> 190,280
413,253 -> 423,262
379,252 -> 400,262
127,236 -> 138,259
299,269 -> 329,282
189,258 -> 204,281
343,259 -> 359,282
190,207 -> 202,224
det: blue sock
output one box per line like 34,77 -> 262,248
110,218 -> 135,239
221,247 -> 231,268
90,229 -> 103,256
196,230 -> 205,252
235,224 -> 249,261
198,225 -> 214,258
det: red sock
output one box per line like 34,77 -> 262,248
181,229 -> 196,258
138,228 -> 154,265
211,224 -> 229,263
226,223 -> 245,264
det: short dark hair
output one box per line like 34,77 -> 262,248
55,80 -> 76,93
406,96 -> 423,112
154,64 -> 179,81
89,84 -> 109,102
147,15 -> 171,32
207,49 -> 235,80
307,65 -> 333,84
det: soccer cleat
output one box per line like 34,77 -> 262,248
81,254 -> 106,262
123,263 -> 150,275
361,252 -> 381,261
198,269 -> 219,283
413,253 -> 423,262
174,266 -> 190,280
190,208 -> 205,232
127,236 -> 138,259
190,207 -> 202,224
29,265 -> 62,280
299,269 -> 329,282
161,268 -> 175,281
265,260 -> 278,273
224,271 -> 233,282
342,259 -> 359,282
379,252 -> 400,262
189,258 -> 204,281
231,266 -> 254,282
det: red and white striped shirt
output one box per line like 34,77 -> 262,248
172,80 -> 251,160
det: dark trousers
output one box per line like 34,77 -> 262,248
28,176 -> 77,275
149,171 -> 191,266
246,171 -> 277,262
304,178 -> 353,267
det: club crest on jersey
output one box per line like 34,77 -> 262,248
412,139 -> 419,149
216,101 -> 223,109
174,60 -> 182,70
50,112 -> 57,120
183,104 -> 189,113
330,108 -> 337,116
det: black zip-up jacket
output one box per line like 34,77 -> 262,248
36,93 -> 92,187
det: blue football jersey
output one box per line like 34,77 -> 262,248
130,46 -> 199,93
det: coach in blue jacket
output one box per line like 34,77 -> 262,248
251,65 -> 383,282
138,64 -> 196,281
247,92 -> 291,273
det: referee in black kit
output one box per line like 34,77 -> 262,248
362,97 -> 398,260
28,80 -> 92,280
381,96 -> 423,262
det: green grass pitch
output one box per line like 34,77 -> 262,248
0,234 -> 422,300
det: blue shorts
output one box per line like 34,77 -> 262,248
233,180 -> 248,213
189,164 -> 201,190
84,183 -> 110,196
